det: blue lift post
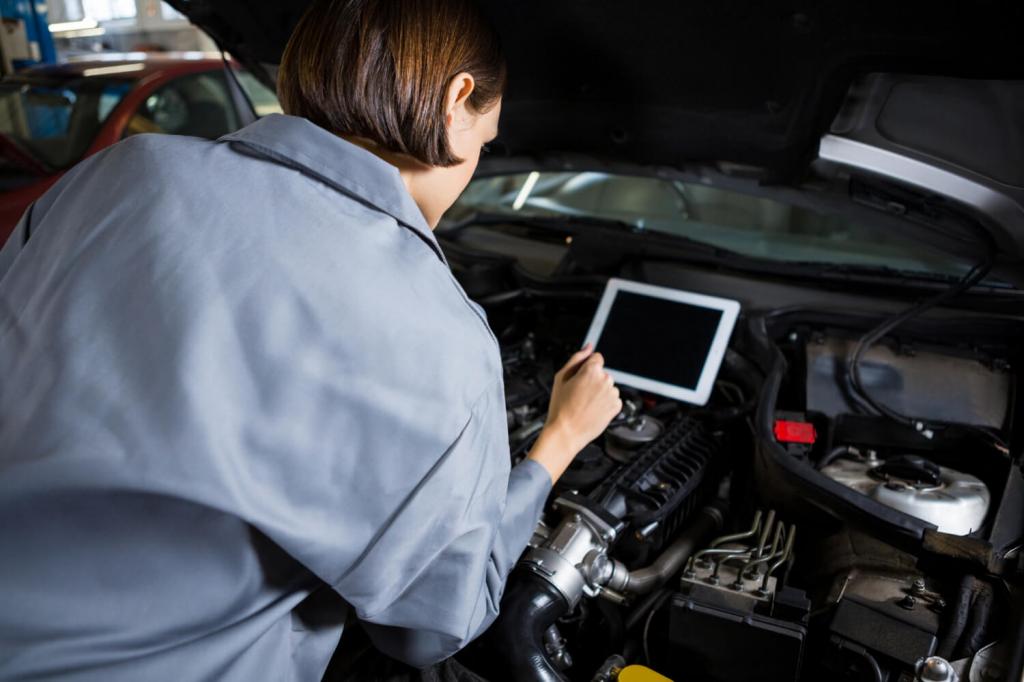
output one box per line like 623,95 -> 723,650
0,0 -> 56,69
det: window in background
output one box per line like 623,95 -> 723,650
160,1 -> 184,20
80,0 -> 137,21
59,0 -> 85,21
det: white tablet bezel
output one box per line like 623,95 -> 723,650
582,278 -> 741,406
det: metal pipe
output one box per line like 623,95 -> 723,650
753,510 -> 776,559
737,524 -> 787,582
690,510 -> 763,574
760,527 -> 796,591
742,523 -> 784,573
709,510 -> 762,549
623,503 -> 726,595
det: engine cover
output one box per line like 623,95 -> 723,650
596,416 -> 723,543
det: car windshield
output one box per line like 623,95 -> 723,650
0,77 -> 133,172
450,171 -> 986,280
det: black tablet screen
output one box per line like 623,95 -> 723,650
595,291 -> 723,390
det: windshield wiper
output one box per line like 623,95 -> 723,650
798,260 -> 1012,289
443,210 -> 637,234
442,211 -> 728,256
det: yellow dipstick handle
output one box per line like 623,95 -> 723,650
618,664 -> 673,682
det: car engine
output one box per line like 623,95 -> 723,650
443,251 -> 1024,682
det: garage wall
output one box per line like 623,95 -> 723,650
49,0 -> 217,59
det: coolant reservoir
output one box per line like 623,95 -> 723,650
821,454 -> 990,535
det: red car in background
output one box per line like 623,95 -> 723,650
0,53 -> 280,245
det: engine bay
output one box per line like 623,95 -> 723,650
443,245 -> 1024,682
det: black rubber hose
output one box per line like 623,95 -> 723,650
938,575 -> 1002,660
484,570 -> 570,682
816,445 -> 856,470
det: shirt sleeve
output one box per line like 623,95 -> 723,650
0,204 -> 31,283
334,384 -> 551,668
0,147 -> 107,284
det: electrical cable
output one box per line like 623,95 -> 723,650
845,245 -> 1003,447
640,589 -> 673,665
832,638 -> 885,682
642,603 -> 657,666
816,445 -> 857,470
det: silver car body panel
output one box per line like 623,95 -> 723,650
818,134 -> 1024,257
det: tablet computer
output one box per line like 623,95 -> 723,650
582,278 -> 741,406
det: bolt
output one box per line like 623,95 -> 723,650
898,595 -> 917,610
911,578 -> 926,595
918,656 -> 954,682
636,521 -> 659,540
706,574 -> 720,586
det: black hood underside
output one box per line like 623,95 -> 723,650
169,1 -> 1024,178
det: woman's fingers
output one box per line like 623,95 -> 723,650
556,343 -> 593,378
539,347 -> 628,478
568,343 -> 593,363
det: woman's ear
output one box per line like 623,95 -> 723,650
445,72 -> 476,128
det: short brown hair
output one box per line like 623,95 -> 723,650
278,0 -> 505,167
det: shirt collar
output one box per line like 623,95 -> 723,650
219,114 -> 446,264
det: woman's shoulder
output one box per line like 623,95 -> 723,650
31,127 -> 500,396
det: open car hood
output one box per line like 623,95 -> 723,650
169,1 -> 1024,263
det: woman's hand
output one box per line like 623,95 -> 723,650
527,344 -> 622,483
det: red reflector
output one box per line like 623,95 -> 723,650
773,420 -> 817,444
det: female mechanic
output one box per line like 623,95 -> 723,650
0,0 -> 620,679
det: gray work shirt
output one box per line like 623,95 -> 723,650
0,114 -> 551,680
